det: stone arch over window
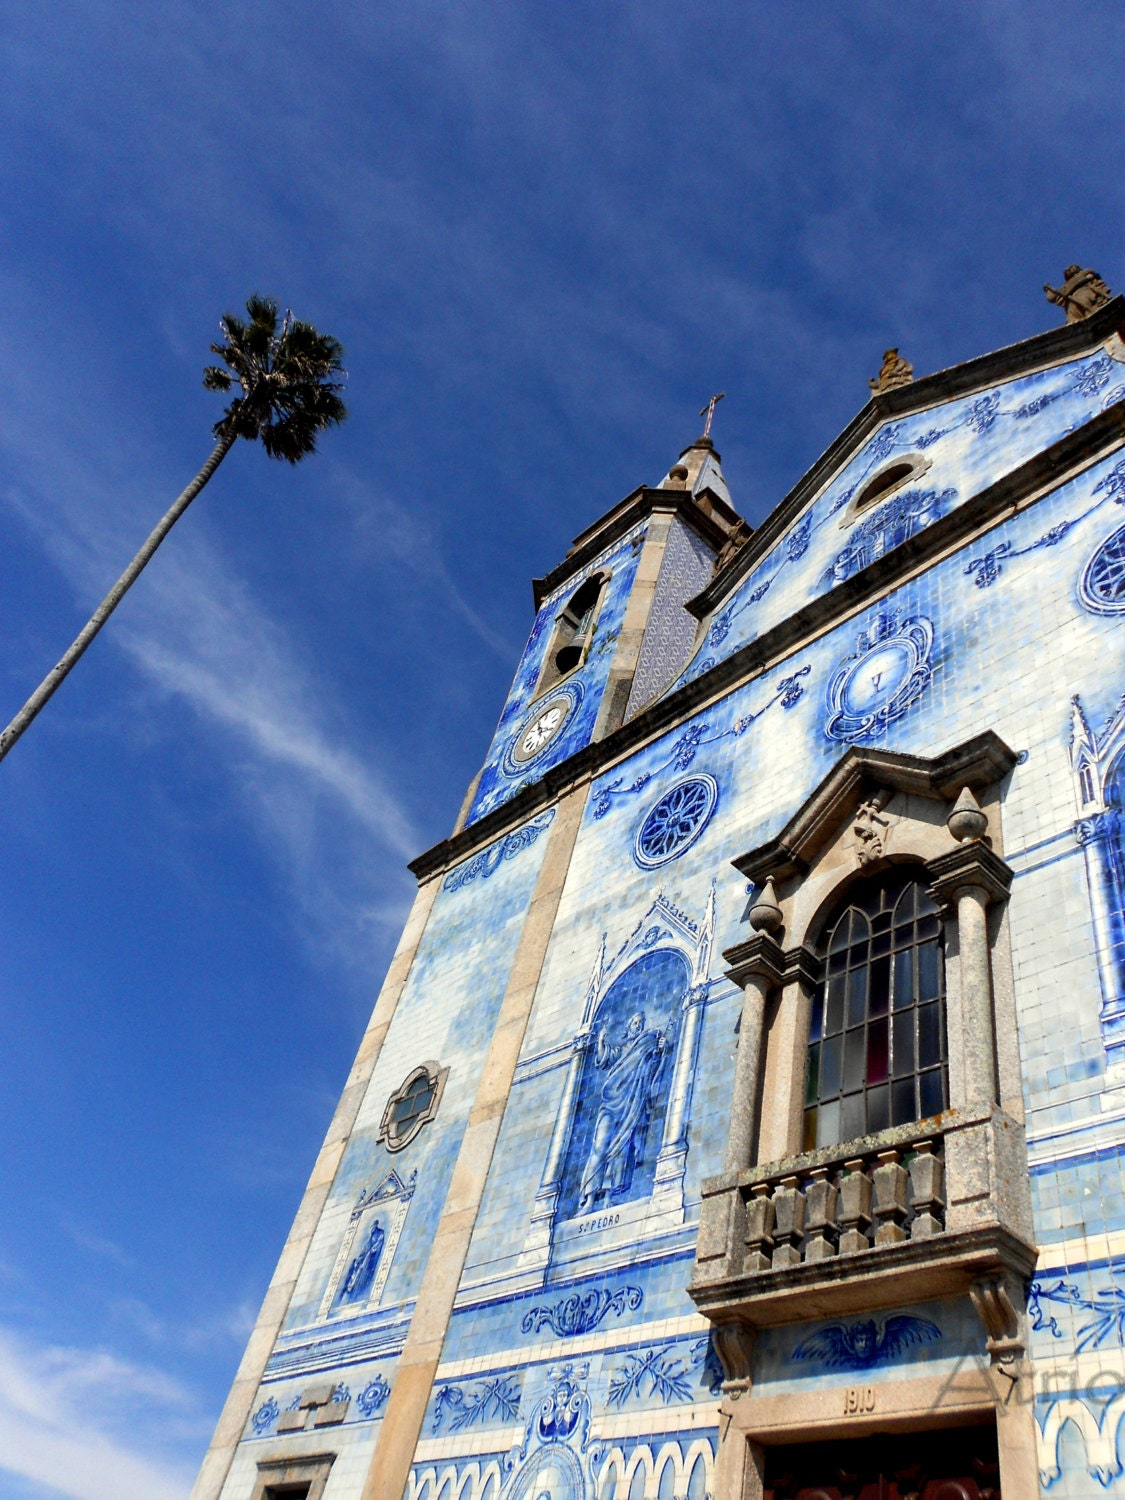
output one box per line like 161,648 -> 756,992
841,452 -> 932,525
719,732 -> 1020,1173
536,572 -> 607,696
804,864 -> 947,1151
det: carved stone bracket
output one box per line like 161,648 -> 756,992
711,1318 -> 756,1397
969,1271 -> 1025,1367
722,932 -> 786,991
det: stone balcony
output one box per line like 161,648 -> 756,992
690,1106 -> 1036,1358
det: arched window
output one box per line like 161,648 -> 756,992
803,868 -> 947,1151
537,574 -> 605,695
854,460 -> 916,512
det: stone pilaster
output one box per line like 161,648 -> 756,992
359,784 -> 588,1500
189,874 -> 444,1500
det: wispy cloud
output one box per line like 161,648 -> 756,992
0,267 -> 423,965
0,1328 -> 196,1500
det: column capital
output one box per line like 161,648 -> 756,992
782,942 -> 820,992
1076,808 -> 1119,845
722,932 -> 786,990
926,840 -> 1013,908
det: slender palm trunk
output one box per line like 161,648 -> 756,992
0,433 -> 236,764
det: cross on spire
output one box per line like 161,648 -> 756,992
699,392 -> 725,439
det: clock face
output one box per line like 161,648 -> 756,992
511,698 -> 571,765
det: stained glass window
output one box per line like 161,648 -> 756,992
803,869 -> 947,1152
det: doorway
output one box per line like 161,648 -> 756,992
764,1423 -> 1000,1499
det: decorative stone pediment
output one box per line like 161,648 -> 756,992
733,733 -> 1016,950
735,732 -> 1016,887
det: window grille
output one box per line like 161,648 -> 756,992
803,869 -> 947,1151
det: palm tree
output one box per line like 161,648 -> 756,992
0,295 -> 347,764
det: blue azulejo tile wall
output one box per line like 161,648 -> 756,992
434,420 -> 1125,1496
277,806 -> 556,1338
677,346 -> 1125,690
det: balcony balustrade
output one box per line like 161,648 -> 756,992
691,1105 -> 1035,1336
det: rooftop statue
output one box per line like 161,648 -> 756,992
1044,264 -> 1112,323
869,347 -> 914,394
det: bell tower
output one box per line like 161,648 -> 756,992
456,424 -> 748,831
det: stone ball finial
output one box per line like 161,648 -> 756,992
947,786 -> 988,843
748,876 -> 783,934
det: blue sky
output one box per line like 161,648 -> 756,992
0,3 -> 1121,1494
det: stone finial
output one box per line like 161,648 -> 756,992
747,877 -> 783,934
868,348 -> 913,394
947,786 -> 988,843
1044,264 -> 1112,324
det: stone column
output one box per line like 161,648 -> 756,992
927,789 -> 1013,1112
721,880 -> 786,1173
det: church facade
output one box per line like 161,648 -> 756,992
194,275 -> 1125,1500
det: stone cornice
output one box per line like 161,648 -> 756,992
733,733 -> 1018,886
531,486 -> 732,610
927,840 -> 1014,906
722,933 -> 786,990
410,401 -> 1125,884
689,294 -> 1125,619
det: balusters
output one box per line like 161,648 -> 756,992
872,1150 -> 910,1244
738,1137 -> 946,1272
803,1168 -> 838,1261
908,1139 -> 945,1239
770,1176 -> 805,1268
743,1182 -> 775,1272
838,1159 -> 874,1254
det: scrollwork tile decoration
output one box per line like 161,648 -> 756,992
607,1344 -> 695,1407
824,612 -> 935,744
356,1375 -> 391,1418
520,1282 -> 643,1338
632,775 -> 718,870
443,810 -> 556,893
430,1373 -> 522,1433
592,667 -> 808,820
250,1396 -> 280,1435
822,487 -> 954,587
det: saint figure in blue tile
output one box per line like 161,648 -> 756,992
578,1011 -> 668,1212
339,1216 -> 385,1304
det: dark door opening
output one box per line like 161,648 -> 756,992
764,1422 -> 1000,1499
